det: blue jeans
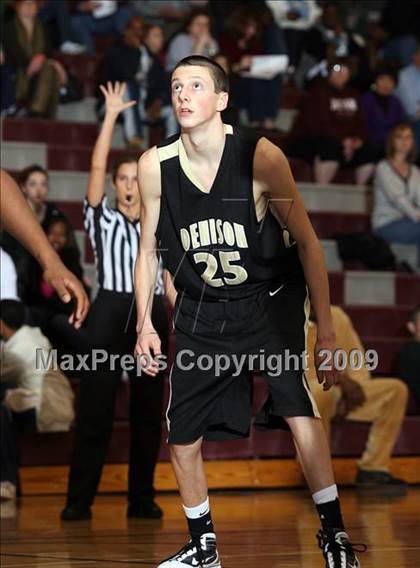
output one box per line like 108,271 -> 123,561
374,218 -> 420,253
70,7 -> 132,53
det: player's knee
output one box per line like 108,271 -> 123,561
170,438 -> 203,464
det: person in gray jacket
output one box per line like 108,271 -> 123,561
372,123 -> 420,259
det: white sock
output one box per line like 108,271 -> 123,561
312,484 -> 338,505
182,497 -> 210,519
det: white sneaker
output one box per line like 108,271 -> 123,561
158,533 -> 221,567
60,41 -> 86,54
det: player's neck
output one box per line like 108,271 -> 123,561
181,118 -> 225,164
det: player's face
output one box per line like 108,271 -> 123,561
113,162 -> 140,208
22,172 -> 48,206
47,221 -> 67,252
171,66 -> 228,129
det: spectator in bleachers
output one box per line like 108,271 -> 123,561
361,65 -> 406,160
292,58 -> 376,184
267,0 -> 321,70
2,0 -> 68,118
380,0 -> 420,67
0,300 -> 75,431
1,166 -> 70,314
303,2 -> 371,91
18,165 -> 64,228
102,17 -> 176,148
165,8 -> 218,72
399,306 -> 420,405
0,299 -> 75,500
395,47 -> 420,150
22,215 -> 89,333
307,305 -> 408,486
143,23 -> 164,56
70,0 -> 132,54
372,124 -> 420,253
37,0 -> 85,54
219,5 -> 284,129
129,0 -> 196,40
0,48 -> 17,117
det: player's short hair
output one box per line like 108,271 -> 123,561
172,55 -> 229,94
0,300 -> 25,330
111,155 -> 138,183
19,164 -> 48,187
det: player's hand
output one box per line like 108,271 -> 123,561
314,327 -> 339,391
338,376 -> 366,414
43,260 -> 89,329
100,82 -> 136,117
134,327 -> 162,377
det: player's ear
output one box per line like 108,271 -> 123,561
216,91 -> 228,112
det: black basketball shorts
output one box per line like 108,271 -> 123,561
166,279 -> 320,444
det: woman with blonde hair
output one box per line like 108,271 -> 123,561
372,123 -> 420,253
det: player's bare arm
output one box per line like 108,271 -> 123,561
134,147 -> 163,376
0,169 -> 89,327
253,138 -> 338,389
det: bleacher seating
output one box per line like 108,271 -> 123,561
2,54 -> 419,480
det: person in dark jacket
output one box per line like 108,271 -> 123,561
361,66 -> 406,160
102,16 -> 176,147
292,58 -> 377,184
2,0 -> 68,117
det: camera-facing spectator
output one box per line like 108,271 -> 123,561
103,17 -> 176,147
372,124 -> 420,254
219,5 -> 284,130
70,0 -> 132,54
361,65 -> 406,160
395,47 -> 420,150
292,59 -> 376,184
166,8 -> 218,72
2,0 -> 68,118
399,306 -> 420,404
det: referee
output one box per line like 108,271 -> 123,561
61,82 -> 169,521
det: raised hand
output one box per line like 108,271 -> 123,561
99,81 -> 136,117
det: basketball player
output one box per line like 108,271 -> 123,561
134,57 -> 364,568
1,169 -> 88,328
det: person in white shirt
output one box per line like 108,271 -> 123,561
372,123 -> 420,260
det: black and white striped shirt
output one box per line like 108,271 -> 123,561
84,197 -> 164,295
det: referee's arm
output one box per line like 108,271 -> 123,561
134,147 -> 162,376
253,137 -> 338,390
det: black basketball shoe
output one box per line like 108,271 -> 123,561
317,529 -> 366,568
157,533 -> 221,567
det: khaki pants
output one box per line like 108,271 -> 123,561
310,376 -> 408,472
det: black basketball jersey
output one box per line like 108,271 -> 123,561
156,124 -> 304,302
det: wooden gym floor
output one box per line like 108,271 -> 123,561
2,487 -> 420,567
